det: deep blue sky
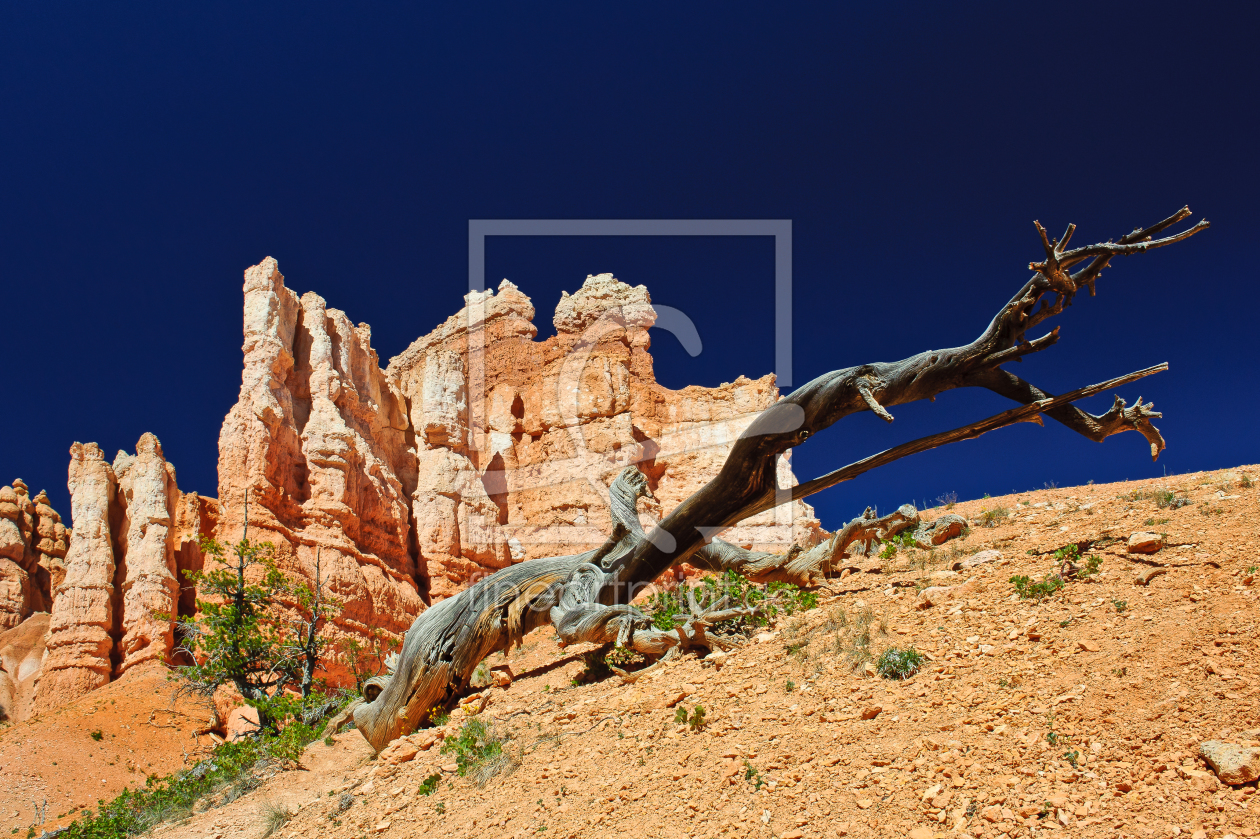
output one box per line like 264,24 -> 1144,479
3,3 -> 1256,529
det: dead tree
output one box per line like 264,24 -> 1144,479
352,207 -> 1208,751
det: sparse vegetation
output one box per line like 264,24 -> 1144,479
1010,574 -> 1064,602
1156,489 -> 1190,509
1112,599 -> 1128,613
645,570 -> 817,634
936,491 -> 957,510
55,692 -> 348,839
1078,553 -> 1103,579
418,773 -> 441,796
977,506 -> 1010,528
441,716 -> 515,787
819,605 -> 884,672
258,800 -> 292,839
1119,488 -> 1189,509
1241,473 -> 1254,489
673,705 -> 706,730
1012,543 -> 1103,601
743,761 -> 765,790
878,531 -> 918,559
90,730 -> 104,741
875,647 -> 924,680
603,646 -> 645,669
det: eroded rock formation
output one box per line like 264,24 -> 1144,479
218,259 -> 823,620
38,442 -> 119,703
0,480 -> 69,628
216,258 -> 423,644
19,260 -> 824,710
386,273 -> 823,598
36,436 -> 210,711
0,612 -> 49,722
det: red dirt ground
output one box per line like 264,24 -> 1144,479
9,464 -> 1259,839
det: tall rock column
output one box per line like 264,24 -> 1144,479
216,258 -> 424,651
37,443 -> 120,705
113,433 -> 181,676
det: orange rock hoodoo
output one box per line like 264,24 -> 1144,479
215,259 -> 823,635
34,436 -> 212,712
14,259 -> 825,713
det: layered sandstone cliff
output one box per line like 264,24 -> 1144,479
35,435 -> 210,711
0,480 -> 69,629
217,259 -> 823,615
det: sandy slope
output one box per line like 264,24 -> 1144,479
26,465 -> 1260,839
0,666 -> 214,835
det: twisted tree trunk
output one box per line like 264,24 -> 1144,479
352,207 -> 1208,751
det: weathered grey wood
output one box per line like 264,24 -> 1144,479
353,208 -> 1208,752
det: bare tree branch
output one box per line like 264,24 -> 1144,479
351,207 -> 1208,753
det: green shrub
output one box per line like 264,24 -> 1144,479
878,531 -> 917,559
687,706 -> 706,731
418,773 -> 441,796
875,647 -> 924,680
1078,554 -> 1103,579
1010,574 -> 1064,601
644,570 -> 816,633
743,761 -> 765,790
90,730 -> 104,741
440,717 -> 513,786
673,705 -> 705,730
